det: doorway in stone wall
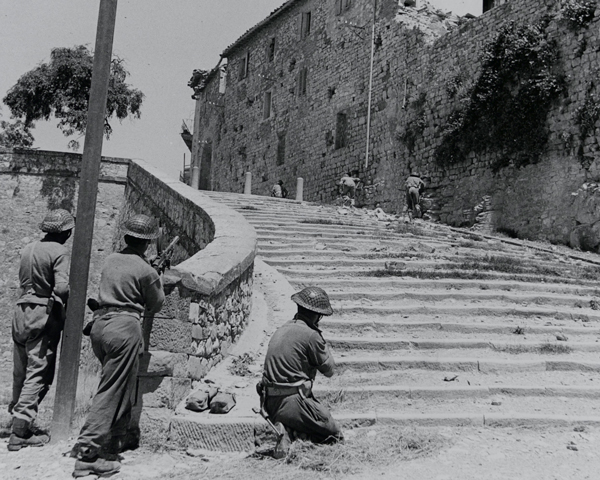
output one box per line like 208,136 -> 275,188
199,141 -> 212,190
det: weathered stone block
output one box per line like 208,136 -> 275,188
149,317 -> 193,353
137,376 -> 192,409
139,350 -> 188,377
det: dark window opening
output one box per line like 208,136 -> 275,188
277,132 -> 286,165
335,0 -> 351,15
268,37 -> 276,62
335,113 -> 348,149
298,67 -> 308,96
263,91 -> 272,119
301,12 -> 311,38
483,0 -> 495,13
239,51 -> 249,80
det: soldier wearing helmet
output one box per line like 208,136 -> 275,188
405,171 -> 426,221
8,209 -> 74,451
259,286 -> 343,458
73,214 -> 165,478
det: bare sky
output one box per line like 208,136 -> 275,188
0,0 -> 481,179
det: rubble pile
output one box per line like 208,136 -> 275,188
395,0 -> 462,43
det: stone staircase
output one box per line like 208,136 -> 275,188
204,191 -> 600,428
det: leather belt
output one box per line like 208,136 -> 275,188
94,306 -> 141,320
265,381 -> 312,397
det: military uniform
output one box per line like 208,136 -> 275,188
74,214 -> 164,478
9,209 -> 74,451
261,287 -> 342,447
405,173 -> 425,218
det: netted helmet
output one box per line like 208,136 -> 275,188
122,214 -> 159,240
39,209 -> 75,233
291,287 -> 333,316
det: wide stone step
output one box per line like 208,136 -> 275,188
327,336 -> 600,353
332,303 -> 600,322
313,382 -> 600,404
258,236 -> 452,250
320,318 -> 600,337
277,266 -> 599,286
262,257 -> 446,268
262,254 -> 595,278
333,354 -> 600,373
326,290 -> 593,308
166,410 -> 600,453
320,366 -> 600,388
257,240 -> 453,252
322,393 -> 600,420
288,277 -> 600,296
243,215 -> 377,227
256,230 -> 425,242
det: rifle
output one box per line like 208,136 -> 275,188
254,381 -> 284,440
151,235 -> 180,274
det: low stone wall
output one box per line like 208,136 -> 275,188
0,147 -> 128,404
123,160 -> 257,438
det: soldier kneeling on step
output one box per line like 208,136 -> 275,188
257,287 -> 343,458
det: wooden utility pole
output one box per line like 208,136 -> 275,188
51,0 -> 119,441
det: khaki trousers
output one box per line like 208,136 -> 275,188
77,314 -> 142,451
12,303 -> 62,425
265,392 -> 342,444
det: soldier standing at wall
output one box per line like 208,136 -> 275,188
405,171 -> 425,221
257,287 -> 343,459
8,209 -> 74,451
72,214 -> 165,478
338,170 -> 361,207
271,180 -> 288,198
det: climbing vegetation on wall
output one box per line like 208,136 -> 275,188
574,86 -> 600,158
435,21 -> 564,171
559,0 -> 596,30
398,91 -> 428,154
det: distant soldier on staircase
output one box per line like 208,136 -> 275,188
271,180 -> 288,199
405,171 -> 425,221
257,286 -> 343,458
9,209 -> 74,451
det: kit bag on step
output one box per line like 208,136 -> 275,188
209,392 -> 236,414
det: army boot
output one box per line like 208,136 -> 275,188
73,445 -> 121,478
272,422 -> 292,459
7,418 -> 49,451
104,426 -> 140,455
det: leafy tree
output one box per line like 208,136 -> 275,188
3,45 -> 144,150
0,118 -> 34,148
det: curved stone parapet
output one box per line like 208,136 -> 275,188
125,160 -> 257,394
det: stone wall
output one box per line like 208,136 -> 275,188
0,147 -> 128,403
123,160 -> 256,430
194,0 -> 600,247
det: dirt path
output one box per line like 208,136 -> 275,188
1,425 -> 598,479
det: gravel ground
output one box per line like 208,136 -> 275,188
0,425 -> 598,480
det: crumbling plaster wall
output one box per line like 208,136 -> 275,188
196,0 -> 600,247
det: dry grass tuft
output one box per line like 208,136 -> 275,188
394,223 -> 427,236
228,353 -> 255,376
200,427 -> 449,480
284,427 -> 448,477
539,342 -> 572,354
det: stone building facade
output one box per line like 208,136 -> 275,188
192,0 -> 600,248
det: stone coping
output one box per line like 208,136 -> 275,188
0,146 -> 131,164
131,159 -> 257,296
